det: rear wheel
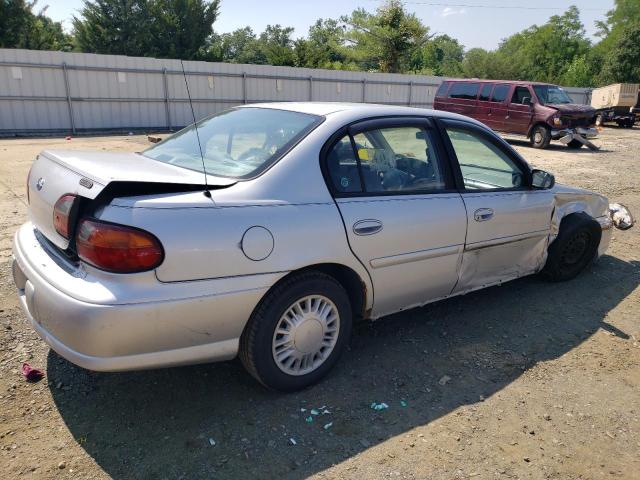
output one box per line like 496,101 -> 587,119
567,139 -> 583,149
530,125 -> 551,149
239,271 -> 352,391
541,213 -> 601,282
595,114 -> 604,127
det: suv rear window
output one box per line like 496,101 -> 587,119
490,84 -> 510,103
448,82 -> 480,100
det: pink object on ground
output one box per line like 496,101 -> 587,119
21,363 -> 44,382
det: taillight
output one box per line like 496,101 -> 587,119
75,219 -> 164,273
53,194 -> 77,239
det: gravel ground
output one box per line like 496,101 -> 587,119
0,128 -> 638,480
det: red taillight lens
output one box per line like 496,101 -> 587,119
75,219 -> 164,273
53,194 -> 76,239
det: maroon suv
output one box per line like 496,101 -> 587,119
434,80 -> 598,149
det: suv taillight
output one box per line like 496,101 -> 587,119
75,219 -> 164,273
53,194 -> 77,239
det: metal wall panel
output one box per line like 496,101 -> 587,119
0,48 -> 592,134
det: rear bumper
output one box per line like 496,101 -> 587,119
12,223 -> 276,371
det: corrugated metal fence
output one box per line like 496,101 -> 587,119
0,48 -> 591,135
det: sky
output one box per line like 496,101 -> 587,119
45,0 -> 615,51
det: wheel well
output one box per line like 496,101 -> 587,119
276,264 -> 368,319
527,122 -> 550,139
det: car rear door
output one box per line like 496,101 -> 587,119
507,85 -> 535,134
438,119 -> 555,293
445,82 -> 481,117
323,117 -> 467,318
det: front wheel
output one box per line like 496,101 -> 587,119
530,125 -> 551,149
240,271 -> 352,391
541,213 -> 601,282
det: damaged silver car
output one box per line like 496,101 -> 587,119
12,103 -> 634,391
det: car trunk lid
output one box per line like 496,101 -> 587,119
28,150 -> 234,250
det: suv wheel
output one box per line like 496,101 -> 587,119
530,125 -> 551,149
541,213 -> 601,282
240,271 -> 352,391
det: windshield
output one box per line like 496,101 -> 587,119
533,85 -> 573,105
143,108 -> 322,179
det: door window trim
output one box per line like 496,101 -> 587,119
435,118 -> 533,192
320,116 -> 458,198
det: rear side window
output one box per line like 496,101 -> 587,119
491,84 -> 510,103
479,84 -> 493,101
325,126 -> 448,194
448,82 -> 480,100
326,135 -> 362,193
435,82 -> 450,97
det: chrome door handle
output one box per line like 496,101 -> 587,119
353,219 -> 383,236
474,208 -> 494,222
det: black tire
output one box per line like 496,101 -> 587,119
567,139 -> 583,149
541,213 -> 601,282
530,125 -> 551,149
239,271 -> 352,391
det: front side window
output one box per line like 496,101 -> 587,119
511,86 -> 532,105
144,108 -> 322,179
448,82 -> 480,100
491,84 -> 510,103
325,126 -> 447,194
446,127 -> 525,190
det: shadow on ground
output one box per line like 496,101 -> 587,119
48,256 -> 639,479
504,138 -> 610,153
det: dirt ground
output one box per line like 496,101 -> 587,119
0,128 -> 638,480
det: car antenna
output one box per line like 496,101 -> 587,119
180,59 -> 211,198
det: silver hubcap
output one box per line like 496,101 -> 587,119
272,295 -> 340,376
534,131 -> 543,143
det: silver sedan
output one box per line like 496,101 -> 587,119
12,103 -> 633,391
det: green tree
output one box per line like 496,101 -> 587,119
294,19 -> 351,69
341,0 -> 430,73
210,27 -> 265,64
0,1 -> 71,50
257,25 -> 296,66
73,0 -> 219,59
486,6 -> 591,83
599,22 -> 640,84
148,0 -> 220,59
560,55 -> 594,87
413,34 -> 463,76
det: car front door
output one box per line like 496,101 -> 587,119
439,119 -> 555,294
507,85 -> 535,134
323,118 -> 467,318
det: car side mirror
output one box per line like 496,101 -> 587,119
532,169 -> 555,189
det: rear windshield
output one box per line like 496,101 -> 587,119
533,85 -> 573,105
143,108 -> 322,179
448,82 -> 480,100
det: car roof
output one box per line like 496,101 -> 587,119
442,79 -> 556,86
238,102 -> 485,125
